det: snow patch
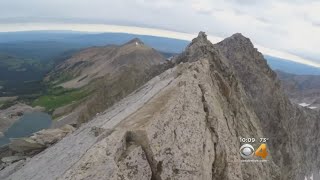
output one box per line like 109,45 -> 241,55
298,102 -> 318,110
299,103 -> 311,107
167,56 -> 174,61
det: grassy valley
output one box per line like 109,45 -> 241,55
32,86 -> 91,113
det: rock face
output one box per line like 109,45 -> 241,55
215,34 -> 320,179
1,32 -> 319,180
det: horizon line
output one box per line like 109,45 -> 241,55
0,23 -> 319,68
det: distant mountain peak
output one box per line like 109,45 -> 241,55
124,38 -> 144,46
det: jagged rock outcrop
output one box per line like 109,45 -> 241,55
1,32 -> 319,180
215,33 -> 320,179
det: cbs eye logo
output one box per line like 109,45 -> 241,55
240,143 -> 268,159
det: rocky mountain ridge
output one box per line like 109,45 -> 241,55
44,39 -> 171,126
215,33 -> 320,179
46,38 -> 166,89
0,32 -> 319,180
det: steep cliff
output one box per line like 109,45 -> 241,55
1,32 -> 319,180
215,33 -> 320,179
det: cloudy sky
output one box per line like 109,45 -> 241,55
0,0 -> 319,66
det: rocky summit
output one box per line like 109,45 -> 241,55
0,32 -> 319,180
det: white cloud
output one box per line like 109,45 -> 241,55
0,0 -> 319,65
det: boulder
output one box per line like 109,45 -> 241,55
60,124 -> 76,134
31,129 -> 67,146
31,125 -> 75,146
9,138 -> 45,153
